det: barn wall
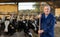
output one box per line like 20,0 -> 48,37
0,4 -> 18,18
55,8 -> 60,17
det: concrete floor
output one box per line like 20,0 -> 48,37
0,21 -> 60,37
0,31 -> 25,37
0,29 -> 36,37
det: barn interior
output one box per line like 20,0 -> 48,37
0,0 -> 59,37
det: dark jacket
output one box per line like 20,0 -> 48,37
40,13 -> 56,37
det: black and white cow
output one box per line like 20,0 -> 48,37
0,18 -> 5,35
4,19 -> 10,35
8,18 -> 16,36
21,19 -> 33,37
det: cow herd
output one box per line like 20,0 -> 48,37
0,14 -> 39,37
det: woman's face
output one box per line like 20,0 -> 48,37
44,6 -> 50,15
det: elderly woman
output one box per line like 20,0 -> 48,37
38,5 -> 56,37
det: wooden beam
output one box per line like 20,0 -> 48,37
0,0 -> 60,2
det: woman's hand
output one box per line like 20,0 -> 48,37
38,30 -> 44,34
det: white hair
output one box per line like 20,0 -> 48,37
44,5 -> 51,10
